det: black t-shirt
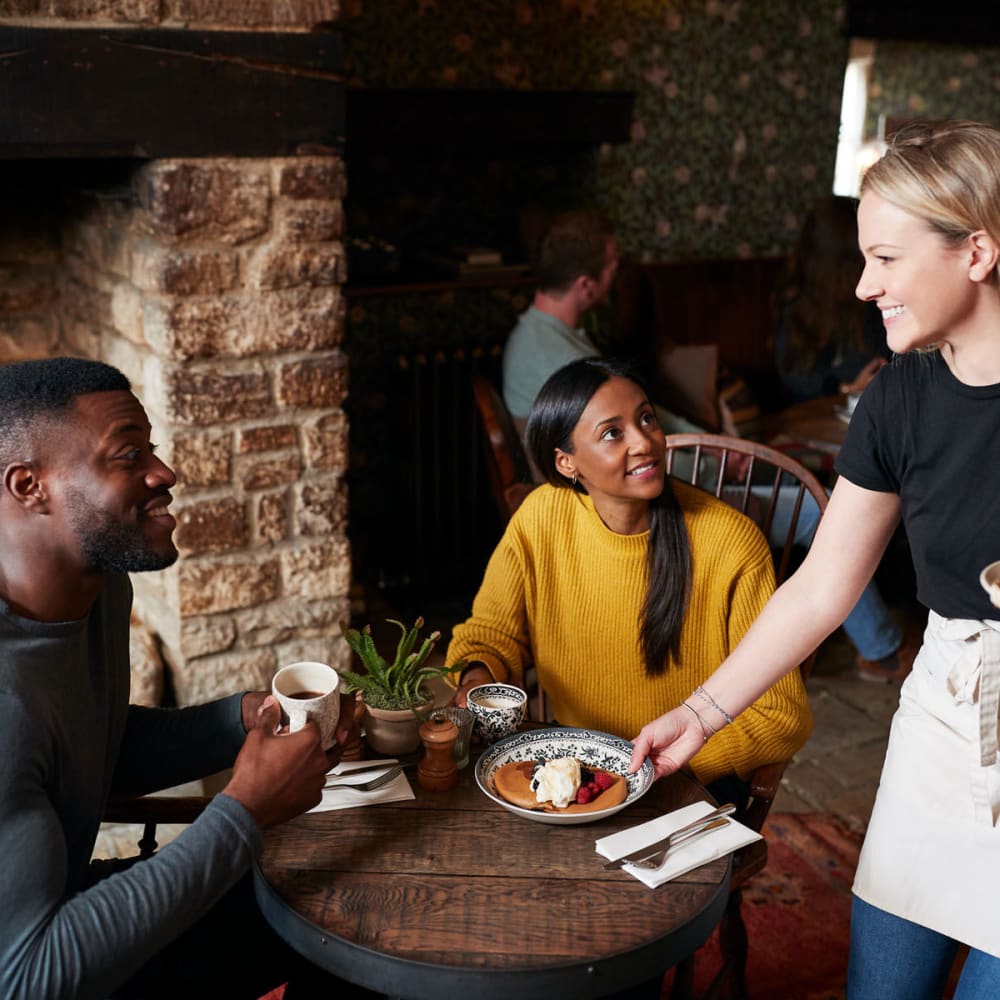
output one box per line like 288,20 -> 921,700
835,350 -> 1000,620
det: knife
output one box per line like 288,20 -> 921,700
601,802 -> 737,870
325,761 -> 399,781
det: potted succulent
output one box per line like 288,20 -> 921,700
340,617 -> 451,755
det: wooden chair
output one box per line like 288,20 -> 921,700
471,374 -> 535,525
103,793 -> 210,859
663,432 -> 828,1000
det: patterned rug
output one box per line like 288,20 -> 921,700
663,812 -> 861,1000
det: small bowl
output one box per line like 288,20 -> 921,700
466,683 -> 527,744
980,560 -> 1000,609
475,727 -> 654,826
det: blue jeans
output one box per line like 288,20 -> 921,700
761,487 -> 902,661
849,896 -> 1000,999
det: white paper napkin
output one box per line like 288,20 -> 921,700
308,759 -> 415,813
595,801 -> 761,888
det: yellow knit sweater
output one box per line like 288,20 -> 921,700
447,482 -> 812,784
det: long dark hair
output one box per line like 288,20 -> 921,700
525,358 -> 691,676
776,195 -> 869,371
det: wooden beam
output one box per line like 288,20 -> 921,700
0,27 -> 344,159
347,89 -> 636,149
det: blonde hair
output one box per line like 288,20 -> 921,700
861,120 -> 1000,285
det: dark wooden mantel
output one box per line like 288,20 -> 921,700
0,27 -> 345,159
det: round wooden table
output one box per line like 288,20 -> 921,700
253,757 -> 729,999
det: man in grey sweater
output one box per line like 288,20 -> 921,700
0,358 -> 370,999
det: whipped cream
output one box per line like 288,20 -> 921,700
529,757 -> 581,809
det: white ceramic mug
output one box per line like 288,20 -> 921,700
272,661 -> 341,749
467,683 -> 527,745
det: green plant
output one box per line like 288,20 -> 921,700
340,617 -> 450,712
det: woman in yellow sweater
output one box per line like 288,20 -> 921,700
448,358 -> 811,799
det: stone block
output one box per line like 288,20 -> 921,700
129,610 -> 164,707
61,319 -> 101,359
238,424 -> 298,453
110,283 -> 145,344
162,367 -> 272,426
171,431 -> 232,488
302,410 -> 348,472
255,490 -> 289,544
180,614 -> 237,659
165,0 -> 337,27
281,538 -> 350,601
0,318 -> 60,362
275,354 -> 347,409
273,636 -> 346,672
51,0 -> 160,20
100,334 -> 147,388
234,596 -> 344,651
170,646 -> 277,708
136,160 -> 271,246
279,159 -> 346,200
178,556 -> 280,616
132,241 -> 239,296
174,496 -> 248,555
278,202 -> 343,243
241,454 -> 302,492
0,266 -> 52,313
60,277 -> 112,329
294,478 -> 347,536
145,287 -> 341,360
62,195 -> 132,278
248,243 -> 345,290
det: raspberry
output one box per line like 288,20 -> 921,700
576,786 -> 592,804
594,772 -> 615,791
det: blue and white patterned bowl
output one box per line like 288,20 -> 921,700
466,683 -> 527,744
475,727 -> 655,825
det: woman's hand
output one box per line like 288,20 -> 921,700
839,356 -> 887,396
629,707 -> 707,780
452,664 -> 493,707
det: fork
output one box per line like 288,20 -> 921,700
324,766 -> 402,792
628,815 -> 731,869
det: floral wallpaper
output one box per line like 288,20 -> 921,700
341,0 -> 852,603
867,41 -> 1000,137
343,0 -> 850,260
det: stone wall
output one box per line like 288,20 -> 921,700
0,4 -> 350,705
0,155 -> 351,704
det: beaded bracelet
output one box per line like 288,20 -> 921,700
681,701 -> 717,743
694,684 -> 735,726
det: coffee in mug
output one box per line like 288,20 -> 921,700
272,662 -> 341,749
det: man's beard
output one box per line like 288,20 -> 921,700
66,499 -> 177,574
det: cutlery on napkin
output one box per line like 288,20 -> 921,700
595,801 -> 761,888
309,759 -> 415,813
601,802 -> 737,869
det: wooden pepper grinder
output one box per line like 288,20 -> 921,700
417,713 -> 459,792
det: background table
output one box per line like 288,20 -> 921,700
254,758 -> 729,999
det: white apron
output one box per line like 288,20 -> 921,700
853,611 -> 1000,956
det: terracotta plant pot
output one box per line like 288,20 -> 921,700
363,703 -> 429,756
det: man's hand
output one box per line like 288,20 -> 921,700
629,707 -> 708,780
223,696 -> 330,828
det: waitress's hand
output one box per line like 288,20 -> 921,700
839,356 -> 887,396
629,707 -> 707,780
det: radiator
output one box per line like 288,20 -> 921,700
356,342 -> 505,603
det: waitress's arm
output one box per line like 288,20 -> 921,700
630,477 -> 902,777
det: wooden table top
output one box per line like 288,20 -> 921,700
764,394 -> 850,454
254,754 -> 730,1000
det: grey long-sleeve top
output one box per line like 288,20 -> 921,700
0,573 -> 259,1000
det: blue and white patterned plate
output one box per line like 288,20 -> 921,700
474,727 -> 655,825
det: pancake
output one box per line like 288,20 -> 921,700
494,759 -> 627,814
